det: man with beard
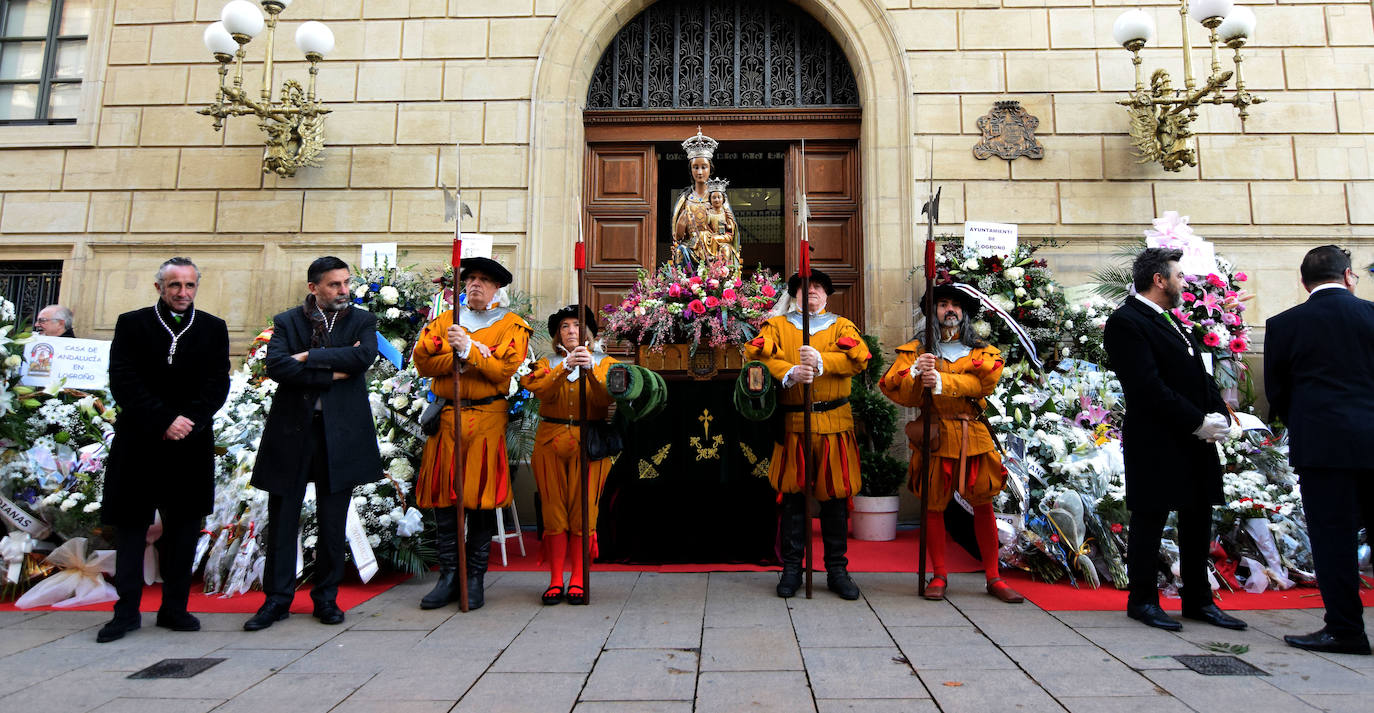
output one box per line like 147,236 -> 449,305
745,268 -> 870,600
880,284 -> 1022,603
1103,247 -> 1245,632
412,257 -> 532,610
244,256 -> 381,631
98,257 -> 230,642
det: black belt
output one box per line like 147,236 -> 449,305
781,397 -> 849,413
459,395 -> 501,408
542,416 -> 595,426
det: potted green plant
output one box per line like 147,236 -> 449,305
850,335 -> 907,541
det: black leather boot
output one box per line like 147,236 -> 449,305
820,499 -> 860,600
420,507 -> 460,609
465,508 -> 497,610
776,493 -> 806,598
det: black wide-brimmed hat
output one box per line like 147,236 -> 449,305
786,268 -> 834,296
921,283 -> 981,317
547,304 -> 598,339
459,256 -> 512,287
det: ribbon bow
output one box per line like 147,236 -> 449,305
0,532 -> 35,584
395,507 -> 424,538
14,537 -> 116,609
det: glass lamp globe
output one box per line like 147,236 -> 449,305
295,21 -> 335,60
220,0 -> 265,39
1113,9 -> 1156,48
203,21 -> 239,56
1217,7 -> 1257,43
1188,0 -> 1234,23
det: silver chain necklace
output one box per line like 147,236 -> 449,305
153,303 -> 195,365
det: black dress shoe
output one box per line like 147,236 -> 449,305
826,571 -> 861,601
1284,629 -> 1372,655
1126,602 -> 1182,631
1182,603 -> 1247,630
96,617 -> 141,643
155,610 -> 201,632
243,601 -> 290,631
312,603 -> 345,625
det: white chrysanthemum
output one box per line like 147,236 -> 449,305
354,285 -> 369,298
378,286 -> 400,305
972,320 -> 992,338
1004,266 -> 1025,281
384,307 -> 401,320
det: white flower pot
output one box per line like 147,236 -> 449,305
851,495 -> 900,542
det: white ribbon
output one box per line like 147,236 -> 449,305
14,537 -> 117,609
395,507 -> 424,538
1,532 -> 35,584
345,499 -> 378,583
948,282 -> 1044,370
1243,517 -> 1295,590
143,511 -> 163,586
0,492 -> 52,539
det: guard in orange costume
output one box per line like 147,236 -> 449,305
412,256 -> 532,610
879,284 -> 1023,603
744,268 -> 870,600
521,305 -> 618,606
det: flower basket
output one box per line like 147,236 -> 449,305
637,344 -> 744,380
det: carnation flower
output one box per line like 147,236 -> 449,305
1181,292 -> 1196,303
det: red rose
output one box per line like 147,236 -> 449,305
689,276 -> 702,285
704,296 -> 720,308
688,299 -> 706,315
722,288 -> 737,301
1206,274 -> 1226,289
762,284 -> 776,297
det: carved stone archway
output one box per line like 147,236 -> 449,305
527,0 -> 913,344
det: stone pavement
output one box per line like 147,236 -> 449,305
2,571 -> 1369,713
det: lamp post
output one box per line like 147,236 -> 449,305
1113,0 -> 1264,172
197,0 -> 334,178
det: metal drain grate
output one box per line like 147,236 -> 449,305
1172,655 -> 1268,676
128,658 -> 227,679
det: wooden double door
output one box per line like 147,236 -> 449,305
582,126 -> 864,349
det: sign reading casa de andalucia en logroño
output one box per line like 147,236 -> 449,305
21,336 -> 112,392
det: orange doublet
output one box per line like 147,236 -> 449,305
743,312 -> 870,501
879,339 -> 1006,512
521,355 -> 619,535
413,308 -> 532,510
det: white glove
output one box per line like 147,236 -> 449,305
1192,412 -> 1230,443
798,345 -> 823,375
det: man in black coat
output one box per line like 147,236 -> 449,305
243,256 -> 381,631
1265,245 -> 1374,655
98,257 -> 230,643
1103,247 -> 1246,632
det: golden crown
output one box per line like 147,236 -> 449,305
681,127 -> 718,161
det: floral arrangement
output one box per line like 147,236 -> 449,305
600,259 -> 783,349
350,260 -> 443,359
1059,294 -> 1114,368
937,239 -> 1067,366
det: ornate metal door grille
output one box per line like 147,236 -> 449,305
0,261 -> 62,326
587,0 -> 858,110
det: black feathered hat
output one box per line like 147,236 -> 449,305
786,268 -> 834,296
547,304 -> 598,340
459,256 -> 512,287
921,283 -> 981,318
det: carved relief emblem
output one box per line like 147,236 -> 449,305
973,101 -> 1044,161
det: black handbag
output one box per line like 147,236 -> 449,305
419,397 -> 448,436
584,420 -> 624,460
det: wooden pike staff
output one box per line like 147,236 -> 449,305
575,196 -> 592,603
798,140 -> 815,600
917,174 -> 942,598
449,141 -> 470,613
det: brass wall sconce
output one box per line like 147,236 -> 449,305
197,0 -> 335,178
1112,0 -> 1264,172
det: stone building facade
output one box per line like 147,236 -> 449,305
0,0 -> 1370,362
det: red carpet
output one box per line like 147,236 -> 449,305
1002,569 -> 1374,611
491,526 -> 982,573
0,572 -> 410,614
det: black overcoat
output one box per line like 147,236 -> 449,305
251,304 -> 381,495
1264,287 -> 1374,471
102,302 -> 231,527
1102,296 -> 1228,512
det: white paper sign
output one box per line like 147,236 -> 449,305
1146,235 -> 1220,277
460,234 -> 494,259
0,492 -> 52,539
20,336 -> 110,391
361,242 -> 398,270
963,221 -> 1018,256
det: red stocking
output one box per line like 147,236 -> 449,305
544,532 -> 567,588
923,509 -> 948,580
568,534 -> 585,590
973,503 -> 1003,582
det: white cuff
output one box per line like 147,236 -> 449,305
457,341 -> 472,360
931,372 -> 943,395
782,365 -> 799,388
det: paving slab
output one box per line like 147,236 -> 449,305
85,698 -> 225,713
217,615 -> 351,650
281,629 -> 429,674
959,606 -> 1088,646
451,672 -> 585,713
573,702 -> 694,713
1142,669 -> 1322,713
603,610 -> 703,650
198,672 -> 365,713
788,597 -> 893,648
703,572 -> 793,628
490,616 -> 612,673
581,648 -> 699,701
0,611 -> 44,628
0,625 -> 79,657
918,666 -> 1066,713
1294,693 -> 1374,713
816,700 -> 940,713
330,699 -> 455,713
889,625 -> 1019,671
350,650 -> 499,700
1001,644 -> 1163,697
695,671 -> 816,713
802,646 -> 930,700
117,648 -> 312,700
1058,695 -> 1194,713
1071,626 -> 1196,670
700,625 -> 804,671
862,574 -> 974,629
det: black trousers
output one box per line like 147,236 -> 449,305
111,512 -> 202,621
1127,505 -> 1213,610
262,415 -> 352,607
1298,467 -> 1374,638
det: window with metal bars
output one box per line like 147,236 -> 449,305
0,260 -> 63,326
587,0 -> 858,110
0,0 -> 89,124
